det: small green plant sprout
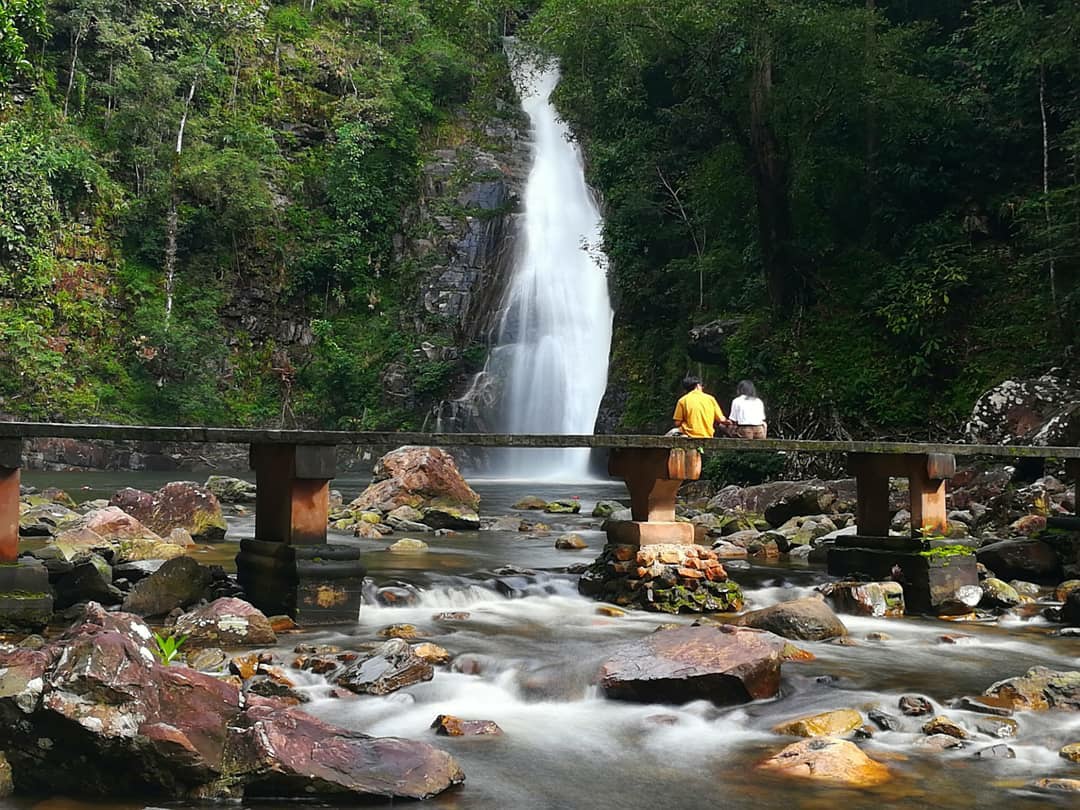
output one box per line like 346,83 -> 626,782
152,631 -> 187,666
916,525 -> 947,547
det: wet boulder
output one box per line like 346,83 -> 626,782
773,709 -> 863,738
555,533 -> 588,550
431,714 -> 503,736
976,539 -> 1062,584
387,538 -> 429,553
0,603 -> 464,801
52,554 -> 117,609
204,475 -> 257,504
512,496 -> 548,510
598,624 -> 785,706
121,557 -> 215,617
18,502 -> 80,537
922,715 -> 969,739
592,500 -> 624,518
348,446 -> 479,516
1064,590 -> 1080,625
982,666 -> 1080,711
739,596 -> 848,641
334,638 -> 434,696
110,482 -> 227,542
899,695 -> 934,716
756,738 -> 890,787
420,502 -> 481,531
238,705 -> 464,800
980,577 -> 1022,609
545,499 -> 581,514
819,581 -> 905,617
172,597 -> 276,648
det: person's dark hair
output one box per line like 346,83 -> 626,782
736,379 -> 758,398
682,375 -> 702,393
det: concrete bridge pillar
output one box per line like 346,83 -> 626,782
236,443 -> 365,625
0,438 -> 52,631
830,451 -> 977,615
606,447 -> 700,546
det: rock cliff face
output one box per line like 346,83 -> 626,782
381,112 -> 529,422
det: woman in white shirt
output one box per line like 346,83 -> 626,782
729,380 -> 767,439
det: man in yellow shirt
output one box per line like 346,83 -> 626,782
672,376 -> 729,438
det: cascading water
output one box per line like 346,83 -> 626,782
482,46 -> 613,479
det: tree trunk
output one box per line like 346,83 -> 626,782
1038,63 -> 1057,314
63,26 -> 85,118
748,32 -> 800,313
164,80 -> 197,327
163,193 -> 179,327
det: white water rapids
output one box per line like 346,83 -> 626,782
485,47 -> 613,479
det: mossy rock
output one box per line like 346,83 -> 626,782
545,499 -> 582,514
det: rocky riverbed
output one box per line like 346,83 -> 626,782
3,455 -> 1079,808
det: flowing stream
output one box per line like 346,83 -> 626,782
469,46 -> 613,480
10,472 -> 1080,810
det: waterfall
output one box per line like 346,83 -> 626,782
485,47 -> 613,479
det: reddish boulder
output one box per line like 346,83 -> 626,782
173,598 -> 277,648
598,624 -> 785,705
80,505 -> 162,543
110,482 -> 227,542
0,603 -> 463,801
239,705 -> 464,800
348,447 -> 479,515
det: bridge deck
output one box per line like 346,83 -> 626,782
0,421 -> 1077,458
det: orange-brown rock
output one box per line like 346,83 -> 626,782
773,709 -> 863,738
756,738 -> 890,786
230,654 -> 260,680
431,715 -> 503,737
982,667 -> 1080,712
413,642 -> 451,665
348,446 -> 479,514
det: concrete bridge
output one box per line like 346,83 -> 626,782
2,422 -> 1078,623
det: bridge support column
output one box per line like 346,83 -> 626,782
605,448 -> 700,546
830,452 -> 976,615
0,439 -> 53,632
236,444 -> 365,625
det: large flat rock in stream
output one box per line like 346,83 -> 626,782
598,625 -> 785,705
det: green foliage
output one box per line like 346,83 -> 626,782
702,451 -> 786,487
151,630 -> 187,666
526,0 -> 1079,437
0,0 -> 46,82
0,0 -> 520,427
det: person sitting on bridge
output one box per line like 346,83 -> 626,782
729,379 -> 768,439
670,376 -> 730,438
